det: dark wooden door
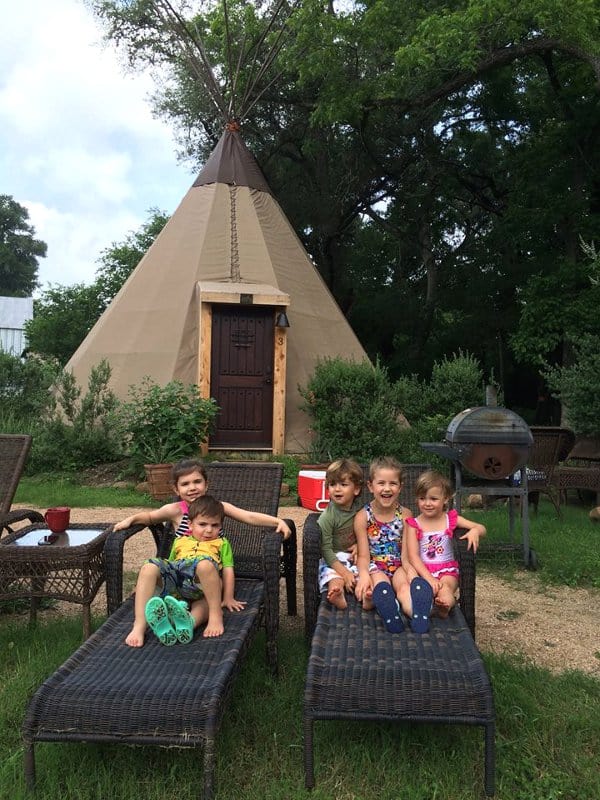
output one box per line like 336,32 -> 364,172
210,305 -> 274,447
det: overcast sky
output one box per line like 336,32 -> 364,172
0,0 -> 195,293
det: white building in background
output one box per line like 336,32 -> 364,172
0,296 -> 34,356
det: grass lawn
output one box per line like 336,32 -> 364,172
1,617 -> 599,800
2,482 -> 599,798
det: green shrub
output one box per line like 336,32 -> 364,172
118,378 -> 219,476
27,360 -> 123,472
544,335 -> 600,436
427,350 -> 485,415
0,351 -> 59,419
300,352 -> 494,465
299,358 -> 409,461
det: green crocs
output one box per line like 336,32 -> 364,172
164,596 -> 195,644
145,597 -> 177,646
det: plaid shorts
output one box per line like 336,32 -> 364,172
147,556 -> 219,601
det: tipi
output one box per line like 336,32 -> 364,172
65,123 -> 369,453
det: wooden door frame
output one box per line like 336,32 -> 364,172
196,283 -> 289,455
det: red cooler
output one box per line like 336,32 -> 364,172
298,469 -> 330,511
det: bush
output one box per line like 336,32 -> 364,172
427,350 -> 486,416
26,360 -> 123,473
118,378 -> 219,476
299,358 -> 409,462
544,335 -> 600,436
0,351 -> 59,419
300,352 -> 494,465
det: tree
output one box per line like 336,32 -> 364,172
94,207 -> 169,307
0,194 -> 45,296
22,209 -> 169,363
23,284 -> 104,364
90,0 -> 600,411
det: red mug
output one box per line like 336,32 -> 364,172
44,506 -> 71,533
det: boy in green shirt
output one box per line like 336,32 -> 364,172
318,459 -> 364,609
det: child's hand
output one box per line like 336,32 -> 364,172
460,528 -> 482,552
354,575 -> 371,602
341,567 -> 356,591
347,543 -> 358,563
113,517 -> 133,532
222,597 -> 247,612
275,519 -> 292,539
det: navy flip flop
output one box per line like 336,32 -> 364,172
409,578 -> 434,634
372,583 -> 404,633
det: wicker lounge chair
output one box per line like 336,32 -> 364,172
553,435 -> 600,507
0,434 -> 43,537
527,426 -> 575,515
23,462 -> 294,800
302,464 -> 495,797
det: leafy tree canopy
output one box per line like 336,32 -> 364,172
0,194 -> 45,296
94,207 -> 169,307
89,0 -> 600,411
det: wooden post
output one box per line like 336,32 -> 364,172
272,327 -> 287,455
198,302 -> 212,456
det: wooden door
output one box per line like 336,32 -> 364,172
210,305 -> 274,447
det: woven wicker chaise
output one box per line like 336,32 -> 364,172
22,462 -> 295,800
302,464 -> 495,797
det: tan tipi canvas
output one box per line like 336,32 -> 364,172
65,127 -> 369,452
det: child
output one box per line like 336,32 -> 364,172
405,470 -> 486,623
115,459 -> 291,646
114,458 -> 292,541
317,459 -> 364,609
126,495 -> 245,646
354,456 -> 418,633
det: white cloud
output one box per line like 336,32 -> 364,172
0,0 -> 193,291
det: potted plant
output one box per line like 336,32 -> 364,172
119,378 -> 219,499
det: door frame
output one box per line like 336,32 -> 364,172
196,282 -> 290,455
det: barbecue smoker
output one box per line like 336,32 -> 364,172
421,407 -> 537,568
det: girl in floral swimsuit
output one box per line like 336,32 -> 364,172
354,456 -> 418,633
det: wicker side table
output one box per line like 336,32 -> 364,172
0,523 -> 111,638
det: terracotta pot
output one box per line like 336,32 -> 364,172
144,463 -> 175,501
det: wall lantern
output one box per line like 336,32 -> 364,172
275,310 -> 290,328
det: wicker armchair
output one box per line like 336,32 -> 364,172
302,464 -> 495,797
0,434 -> 43,537
553,436 -> 600,507
23,462 -> 292,800
527,426 -> 575,515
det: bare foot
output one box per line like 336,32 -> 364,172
125,624 -> 146,647
203,614 -> 224,637
434,595 -> 454,619
327,584 -> 347,609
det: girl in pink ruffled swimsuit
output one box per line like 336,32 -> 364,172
405,470 -> 486,617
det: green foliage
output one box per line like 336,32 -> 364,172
118,378 -> 219,475
299,357 -> 410,462
25,360 -> 123,473
0,352 -> 59,418
0,194 -> 45,296
544,334 -> 600,436
22,209 -> 168,366
24,284 -> 104,365
302,352 -> 499,463
94,208 -> 169,307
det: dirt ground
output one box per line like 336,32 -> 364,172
11,503 -> 600,678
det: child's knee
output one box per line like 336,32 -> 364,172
195,559 -> 217,579
139,562 -> 160,578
